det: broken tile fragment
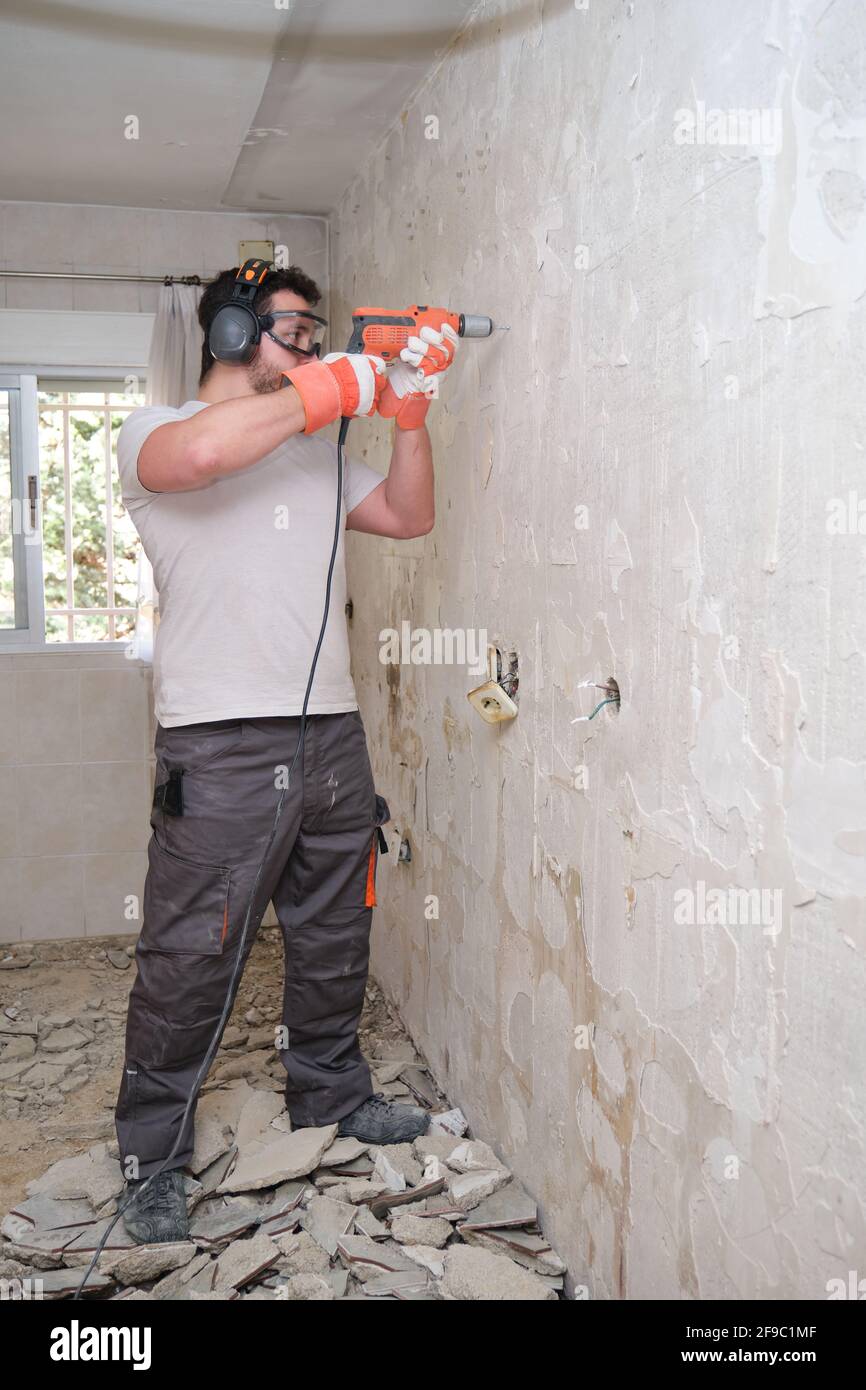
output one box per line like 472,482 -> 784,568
363,1268 -> 430,1296
317,1136 -> 369,1167
99,1241 -> 196,1285
389,1213 -> 453,1248
335,1234 -> 419,1281
445,1139 -> 509,1175
457,1178 -> 537,1230
25,1143 -> 124,1211
216,1124 -> 337,1193
22,1266 -> 113,1298
441,1244 -> 558,1301
371,1150 -> 406,1192
189,1197 -> 262,1248
428,1108 -> 468,1137
400,1244 -> 446,1279
413,1133 -> 466,1164
299,1194 -> 356,1256
273,1230 -> 331,1275
213,1230 -> 280,1290
447,1168 -> 511,1212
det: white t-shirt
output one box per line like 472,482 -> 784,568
116,399 -> 384,727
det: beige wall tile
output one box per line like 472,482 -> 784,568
0,671 -> 15,766
19,856 -> 85,940
80,762 -> 151,854
16,668 -> 81,764
80,667 -> 152,761
16,763 -> 84,856
0,766 -> 17,857
84,852 -> 147,938
0,859 -> 22,943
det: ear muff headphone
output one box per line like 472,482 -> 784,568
208,258 -> 271,364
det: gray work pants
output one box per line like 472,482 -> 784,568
114,711 -> 389,1180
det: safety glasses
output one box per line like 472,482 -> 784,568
260,309 -> 328,359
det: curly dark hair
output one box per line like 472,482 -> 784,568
197,264 -> 323,384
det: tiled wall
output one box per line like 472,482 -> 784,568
0,651 -> 155,943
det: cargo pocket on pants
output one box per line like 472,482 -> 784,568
365,794 -> 391,908
141,835 -> 232,955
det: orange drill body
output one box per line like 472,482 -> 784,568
347,305 -> 491,376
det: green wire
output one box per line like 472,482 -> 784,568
587,695 -> 619,720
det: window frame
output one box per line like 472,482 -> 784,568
0,364 -> 145,654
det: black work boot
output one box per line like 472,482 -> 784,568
337,1091 -> 430,1144
121,1169 -> 189,1244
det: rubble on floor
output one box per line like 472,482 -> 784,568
0,934 -> 567,1300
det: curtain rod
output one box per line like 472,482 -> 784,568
0,270 -> 213,285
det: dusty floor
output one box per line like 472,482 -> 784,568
0,929 -> 424,1216
0,934 -> 566,1300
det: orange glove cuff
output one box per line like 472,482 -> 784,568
378,380 -> 431,430
281,360 -> 342,433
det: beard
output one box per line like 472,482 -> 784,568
246,357 -> 288,395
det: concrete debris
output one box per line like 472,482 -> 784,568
390,1213 -> 453,1248
428,1108 -> 468,1137
317,1137 -> 369,1167
25,1142 -> 124,1211
353,1205 -> 390,1240
399,1065 -> 440,1108
343,1177 -> 389,1204
400,1244 -> 446,1278
456,1177 -> 537,1230
459,1225 -> 566,1276
213,1230 -> 280,1290
188,1197 -> 263,1248
362,1268 -> 431,1296
300,1194 -> 357,1255
371,1150 -> 406,1192
235,1089 -> 284,1147
0,1036 -> 37,1060
273,1230 -> 331,1275
445,1139 -> 509,1175
216,1124 -> 337,1194
447,1168 -> 512,1212
99,1241 -> 196,1285
440,1245 -> 559,1301
275,1271 -> 335,1300
12,1265 -> 113,1298
335,1234 -> 420,1280
0,937 -> 567,1301
413,1133 -> 466,1164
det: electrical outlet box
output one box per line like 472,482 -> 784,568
467,679 -> 518,723
239,240 -> 274,265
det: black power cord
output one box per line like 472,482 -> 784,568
74,415 -> 352,1298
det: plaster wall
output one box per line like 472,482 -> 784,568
332,0 -> 866,1297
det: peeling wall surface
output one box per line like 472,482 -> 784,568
331,0 -> 866,1298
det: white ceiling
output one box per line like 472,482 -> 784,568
0,0 -> 479,214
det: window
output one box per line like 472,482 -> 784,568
0,374 -> 145,649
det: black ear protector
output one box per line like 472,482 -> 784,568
208,258 -> 272,364
208,258 -> 329,365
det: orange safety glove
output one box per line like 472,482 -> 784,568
378,323 -> 460,430
282,351 -> 387,433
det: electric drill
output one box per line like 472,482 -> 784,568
347,305 -> 494,375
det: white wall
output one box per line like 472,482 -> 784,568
0,201 -> 327,313
0,201 -> 327,944
332,0 -> 866,1298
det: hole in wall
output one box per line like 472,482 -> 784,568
606,676 -> 621,713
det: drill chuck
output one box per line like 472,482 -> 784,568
459,314 -> 494,338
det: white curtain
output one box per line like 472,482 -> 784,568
125,282 -> 203,664
146,282 -> 203,408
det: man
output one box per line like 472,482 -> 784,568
114,263 -> 458,1243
